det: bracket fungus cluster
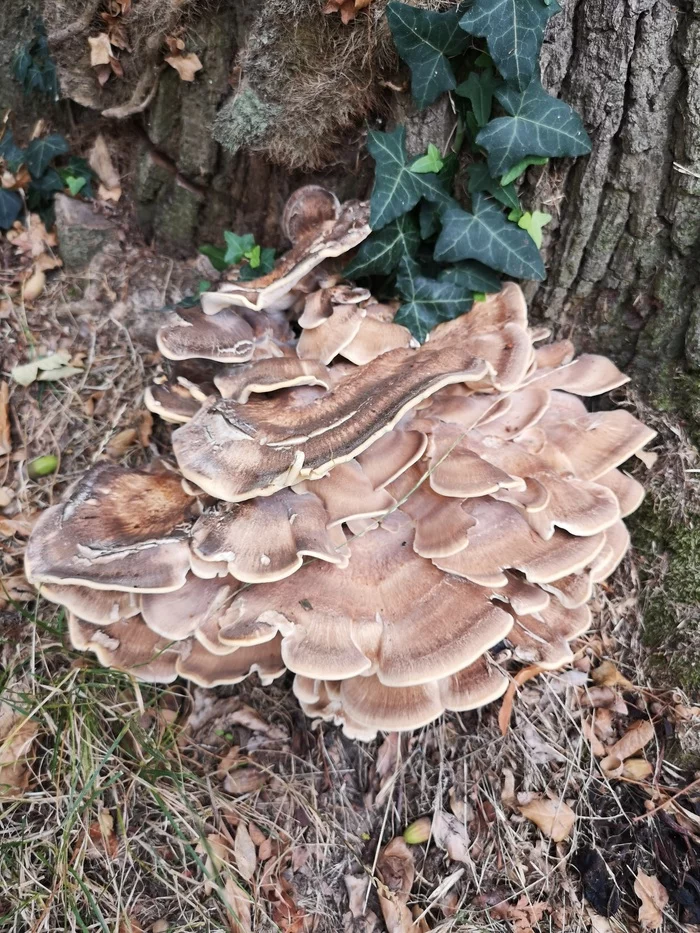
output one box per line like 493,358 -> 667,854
25,186 -> 656,741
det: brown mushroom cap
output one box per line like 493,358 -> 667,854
157,306 -> 292,364
296,304 -> 366,364
282,186 -> 341,243
25,464 -> 196,593
214,358 -> 331,401
215,520 -> 513,687
507,601 -> 591,669
141,573 -> 239,640
294,460 -> 396,527
293,655 -> 508,738
434,498 -> 606,586
68,614 -> 180,683
200,199 -> 371,315
191,489 -> 349,583
176,634 -> 285,687
40,583 -> 141,625
144,383 -> 202,423
172,329 -> 490,502
340,316 -> 417,366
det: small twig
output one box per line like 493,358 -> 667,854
101,65 -> 165,119
633,774 -> 700,821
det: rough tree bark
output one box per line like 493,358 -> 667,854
2,0 -> 700,687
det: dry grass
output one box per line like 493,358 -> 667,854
2,243 -> 700,932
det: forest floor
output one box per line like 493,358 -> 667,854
2,202 -> 700,933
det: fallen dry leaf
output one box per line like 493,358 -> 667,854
165,52 -> 202,82
222,877 -> 252,933
138,410 -> 153,447
591,660 -> 635,690
432,810 -> 470,863
23,268 -> 45,301
0,696 -> 38,796
7,216 -> 57,258
223,767 -> 267,795
499,665 -> 544,734
197,832 -> 231,895
323,0 -> 372,24
634,871 -> 668,930
519,797 -> 576,843
491,895 -> 549,933
0,381 -> 10,456
87,808 -> 119,859
234,823 -> 256,882
376,837 -> 414,933
89,33 -> 113,67
89,134 -> 122,202
622,758 -> 654,781
605,719 -> 655,762
344,874 -> 379,932
106,428 -> 138,458
582,718 -> 606,757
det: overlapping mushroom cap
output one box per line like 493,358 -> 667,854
25,186 -> 656,740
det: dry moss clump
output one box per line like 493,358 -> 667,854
213,0 -> 457,171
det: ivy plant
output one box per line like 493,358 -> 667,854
0,129 -> 89,229
12,24 -> 60,101
353,0 -> 592,341
199,231 -> 276,281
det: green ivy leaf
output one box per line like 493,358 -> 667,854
386,1 -> 469,109
223,231 -> 256,266
419,201 -> 440,240
434,193 -> 545,279
345,214 -> 420,277
460,0 -> 561,91
24,134 -> 69,179
477,80 -> 591,176
65,175 -> 87,197
0,129 -> 25,173
239,246 -> 276,281
467,162 -> 520,211
410,143 -> 444,175
500,154 -> 549,186
395,257 -> 473,343
27,168 -> 65,212
198,244 -> 229,271
438,260 -> 502,293
516,209 -> 552,248
245,244 -> 262,268
455,68 -> 500,127
367,127 -> 453,230
0,189 -> 23,230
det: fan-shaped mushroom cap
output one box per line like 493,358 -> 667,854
596,469 -> 645,517
216,522 -> 513,687
429,283 -> 531,391
200,199 -> 371,315
519,472 -> 620,540
25,464 -> 196,593
141,573 -> 239,640
508,602 -> 591,669
434,499 -> 606,586
191,490 -> 349,583
214,358 -> 331,401
157,306 -> 292,363
534,340 -> 575,369
298,285 -> 371,329
294,655 -> 508,737
145,382 -> 202,423
176,635 -> 285,687
296,304 -> 366,363
590,520 -> 630,582
527,354 -> 629,395
294,461 -> 396,526
40,583 -> 141,625
542,411 -> 657,480
172,335 -> 490,502
282,185 -> 341,243
68,614 -> 180,683
423,423 -> 523,499
492,573 -> 551,615
340,316 -> 417,365
356,429 -> 428,489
